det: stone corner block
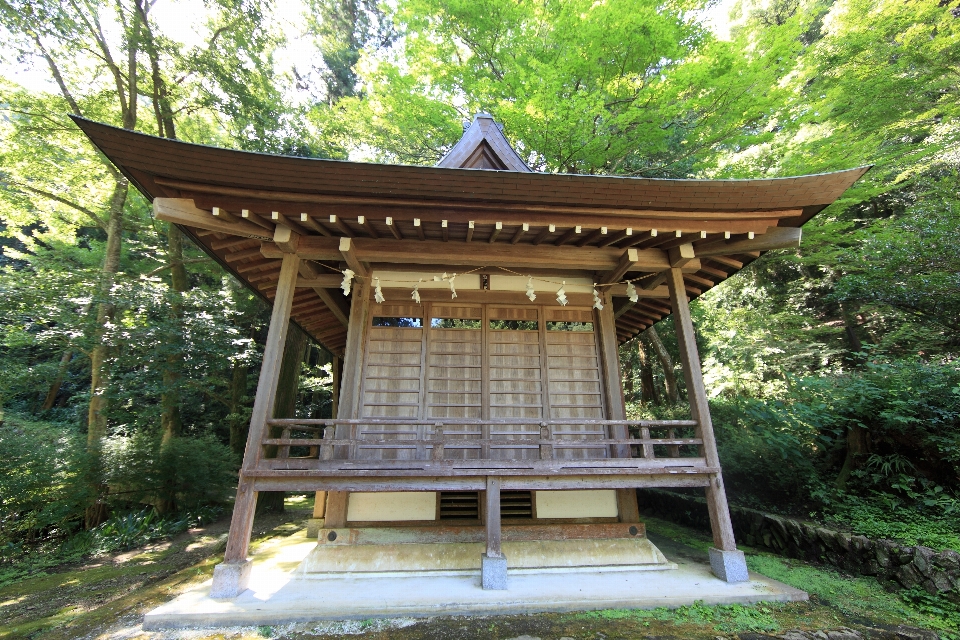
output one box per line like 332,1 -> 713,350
481,553 -> 508,590
305,518 -> 324,539
210,560 -> 252,599
709,547 -> 749,583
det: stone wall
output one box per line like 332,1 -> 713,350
637,489 -> 960,601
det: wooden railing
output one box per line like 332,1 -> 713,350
260,418 -> 704,464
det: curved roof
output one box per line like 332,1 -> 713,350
71,115 -> 869,353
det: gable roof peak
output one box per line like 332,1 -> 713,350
437,112 -> 532,172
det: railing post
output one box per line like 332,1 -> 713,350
641,426 -> 654,459
432,424 -> 445,461
539,423 -> 553,460
667,428 -> 681,458
482,476 -> 507,589
277,427 -> 292,459
321,425 -> 335,461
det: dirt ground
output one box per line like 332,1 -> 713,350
0,500 -> 948,640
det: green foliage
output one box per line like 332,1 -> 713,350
748,553 -> 960,635
0,415 -> 91,547
103,432 -> 238,512
577,601 -> 780,632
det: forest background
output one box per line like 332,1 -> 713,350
0,0 -> 958,592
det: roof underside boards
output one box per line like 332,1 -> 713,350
71,116 -> 868,353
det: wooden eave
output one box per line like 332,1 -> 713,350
71,116 -> 869,351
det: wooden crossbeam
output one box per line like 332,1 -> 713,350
531,224 -> 554,245
385,217 -> 403,240
598,248 -> 638,285
339,237 -> 370,278
328,214 -> 355,238
357,216 -> 379,239
695,227 -> 801,257
668,243 -> 695,268
155,198 -> 269,238
299,214 -> 332,236
298,262 -> 349,327
296,275 -> 343,288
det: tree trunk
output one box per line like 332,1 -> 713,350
229,361 -> 250,457
840,300 -> 869,363
646,326 -> 678,404
85,177 -> 128,529
637,337 -> 659,405
256,322 -> 309,514
160,223 -> 189,446
835,424 -> 869,491
41,350 -> 74,411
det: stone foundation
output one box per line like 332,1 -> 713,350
638,489 -> 960,600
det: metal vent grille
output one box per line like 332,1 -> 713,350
439,491 -> 480,520
501,490 -> 534,519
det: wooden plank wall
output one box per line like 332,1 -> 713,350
355,301 -> 608,462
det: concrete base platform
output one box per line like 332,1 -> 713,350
143,530 -> 808,630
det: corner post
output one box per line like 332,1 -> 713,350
212,251 -> 301,598
665,268 -> 747,582
324,276 -> 373,529
482,476 -> 507,589
596,291 -> 640,523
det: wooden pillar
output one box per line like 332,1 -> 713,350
596,292 -> 640,523
312,356 -> 340,521
665,268 -> 737,552
212,252 -> 299,597
482,475 -> 507,589
324,278 -> 373,529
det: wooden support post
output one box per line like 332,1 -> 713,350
323,277 -> 373,529
482,476 -> 507,589
213,252 -> 299,598
595,291 -> 640,523
666,268 -> 738,553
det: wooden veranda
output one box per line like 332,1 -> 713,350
73,113 -> 867,597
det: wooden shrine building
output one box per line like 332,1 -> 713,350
74,114 -> 867,597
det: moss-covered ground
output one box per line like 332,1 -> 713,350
1,501 -> 953,640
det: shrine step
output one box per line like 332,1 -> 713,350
296,524 -> 675,574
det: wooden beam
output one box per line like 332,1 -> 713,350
510,223 -> 528,244
298,261 -> 350,327
211,206 -> 241,224
532,224 -> 554,246
598,248 -> 638,285
413,218 -> 426,241
296,275 -> 343,288
708,255 -> 743,269
598,228 -> 631,248
485,476 -> 501,558
668,243 -> 695,268
695,227 -> 801,257
221,252 -> 299,568
441,220 -> 449,242
223,247 -> 264,263
666,268 -> 738,552
270,211 -> 311,236
156,179 -> 799,224
554,226 -> 580,246
274,224 -> 300,254
488,221 -> 503,243
357,215 -> 379,239
324,214 -> 353,238
299,214 -> 332,237
211,236 -> 257,251
338,237 -> 370,278
239,210 -> 274,231
154,198 -> 270,239
575,227 -> 605,247
262,236 -> 684,273
466,221 -> 474,243
385,217 -> 403,240
642,272 -> 667,291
